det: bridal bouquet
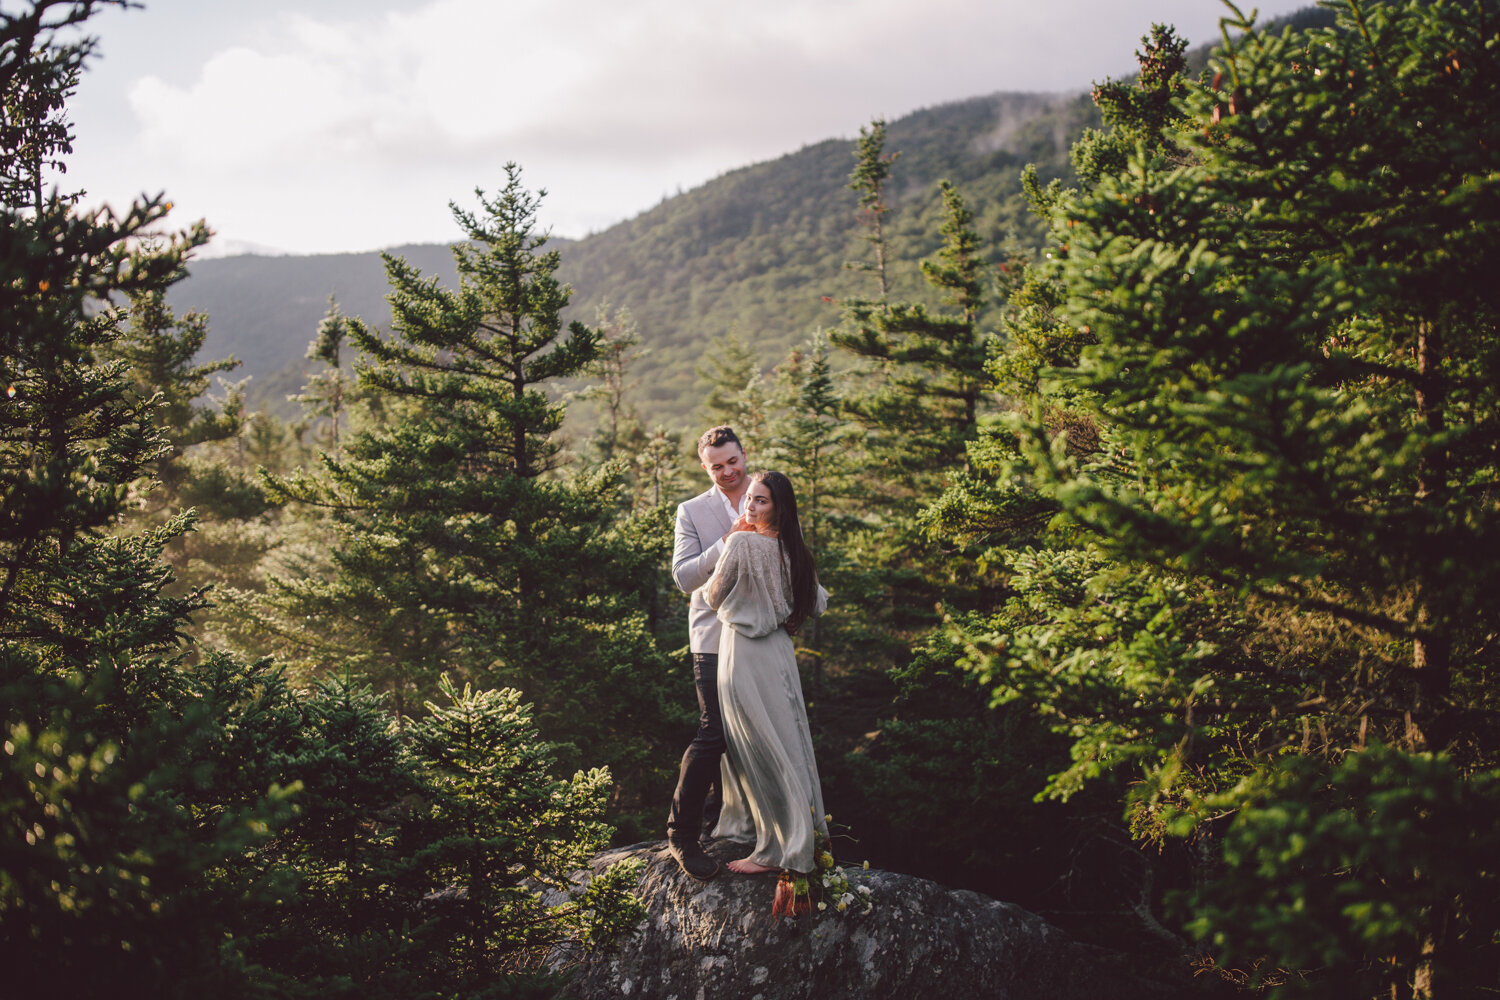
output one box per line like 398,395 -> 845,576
772,817 -> 874,919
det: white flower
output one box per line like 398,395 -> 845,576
857,885 -> 871,896
818,901 -> 827,911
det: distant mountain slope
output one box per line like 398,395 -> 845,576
174,90 -> 1091,421
172,243 -> 463,415
172,4 -> 1333,424
556,91 -> 1094,410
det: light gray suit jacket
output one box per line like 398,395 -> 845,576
672,487 -> 738,654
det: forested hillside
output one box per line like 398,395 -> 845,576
169,241 -> 465,413
552,91 -> 1091,410
173,6 -> 1344,426
175,91 -> 1093,419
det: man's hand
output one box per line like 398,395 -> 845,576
724,514 -> 755,540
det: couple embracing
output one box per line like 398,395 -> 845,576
665,425 -> 829,882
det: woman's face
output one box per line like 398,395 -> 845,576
745,480 -> 775,528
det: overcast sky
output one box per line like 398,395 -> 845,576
60,0 -> 1315,256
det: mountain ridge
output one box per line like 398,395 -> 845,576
170,4 -> 1334,425
172,88 -> 1088,422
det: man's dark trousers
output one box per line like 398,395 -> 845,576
667,652 -> 724,845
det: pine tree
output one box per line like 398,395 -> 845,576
406,675 -> 642,982
101,290 -> 241,502
294,295 -> 352,459
951,2 -> 1500,992
266,165 -> 678,789
1028,0 -> 1500,759
633,423 -> 695,511
0,4 -> 298,992
845,117 -> 899,303
767,331 -> 855,558
833,179 -> 994,501
2,11 -> 650,997
580,301 -> 645,463
693,326 -> 762,437
0,0 -> 87,212
765,331 -> 861,699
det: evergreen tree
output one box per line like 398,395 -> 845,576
580,301 -> 645,463
767,331 -> 856,557
764,331 -> 864,695
266,165 -> 678,795
822,173 -> 1002,693
845,117 -> 899,303
950,1 -> 1500,992
834,178 -> 994,501
634,423 -> 694,512
693,326 -> 763,438
0,4 -> 295,992
101,289 -> 242,503
1,10 -> 648,997
294,295 -> 352,459
406,675 -> 642,982
0,0 -> 87,212
1079,23 -> 1190,188
225,672 -> 641,998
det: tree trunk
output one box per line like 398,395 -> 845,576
1410,318 -> 1451,750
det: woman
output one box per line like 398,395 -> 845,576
706,470 -> 828,875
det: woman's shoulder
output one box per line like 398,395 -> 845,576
724,530 -> 779,559
727,529 -> 777,547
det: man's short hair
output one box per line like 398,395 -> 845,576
697,425 -> 741,457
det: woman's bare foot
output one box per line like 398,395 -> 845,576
727,858 -> 778,874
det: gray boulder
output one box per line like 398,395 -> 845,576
547,839 -> 1180,1000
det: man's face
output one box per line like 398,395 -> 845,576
700,442 -> 747,495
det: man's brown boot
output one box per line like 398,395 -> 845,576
667,838 -> 721,881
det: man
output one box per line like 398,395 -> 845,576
665,425 -> 752,880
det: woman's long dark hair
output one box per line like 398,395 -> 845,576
753,470 -> 819,634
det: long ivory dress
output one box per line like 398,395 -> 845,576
706,530 -> 828,873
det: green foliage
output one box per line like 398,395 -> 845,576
263,167 -> 680,814
759,331 -> 866,700
940,0 -> 1500,990
237,673 -> 642,998
834,177 -> 995,504
0,6 -> 289,989
100,287 -> 269,609
294,295 -> 353,458
0,0 -> 99,211
3,9 -> 647,997
1187,746 -> 1500,996
1026,0 -> 1500,752
694,326 -> 763,434
766,330 -> 859,555
408,676 -> 641,965
1075,24 -> 1192,189
24,2 -> 1500,995
630,422 -> 697,513
107,289 -> 243,494
0,649 -> 298,996
952,537 -> 1267,812
579,302 -> 645,463
846,117 -> 900,301
0,18 -> 299,981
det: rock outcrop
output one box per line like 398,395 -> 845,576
547,838 -> 1180,1000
